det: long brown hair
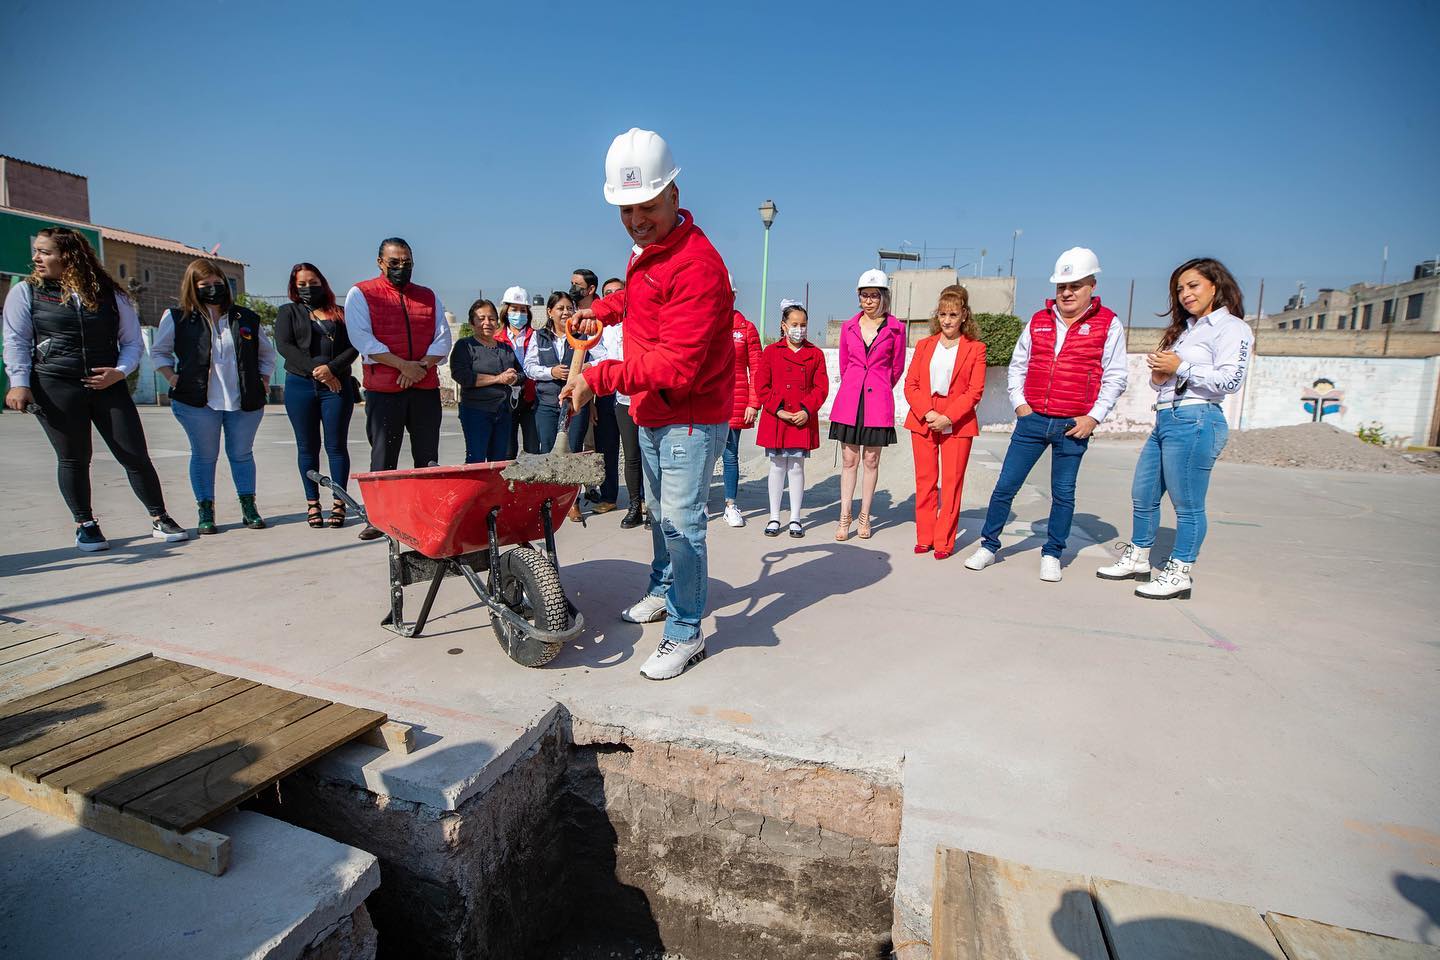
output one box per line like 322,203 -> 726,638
28,227 -> 127,312
179,258 -> 234,316
929,284 -> 980,340
287,262 -> 343,318
1158,258 -> 1244,350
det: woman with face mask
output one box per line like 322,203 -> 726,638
274,263 -> 357,528
2,227 -> 187,550
523,290 -> 607,458
450,298 -> 522,463
152,259 -> 277,535
498,286 -> 539,457
754,302 -> 829,537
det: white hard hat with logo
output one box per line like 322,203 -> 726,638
501,286 -> 529,306
1049,247 -> 1102,284
856,269 -> 890,291
604,128 -> 681,205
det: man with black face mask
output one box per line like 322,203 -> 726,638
343,237 -> 452,540
569,269 -> 598,311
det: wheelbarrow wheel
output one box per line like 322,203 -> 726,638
491,547 -> 568,667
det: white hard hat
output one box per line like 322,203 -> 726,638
856,269 -> 889,291
1049,247 -> 1101,284
603,128 -> 681,206
501,286 -> 529,306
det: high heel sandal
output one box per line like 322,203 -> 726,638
327,500 -> 347,528
857,514 -> 873,539
306,500 -> 323,528
835,509 -> 852,542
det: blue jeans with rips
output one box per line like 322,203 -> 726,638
979,412 -> 1089,558
638,421 -> 727,643
1130,403 -> 1229,563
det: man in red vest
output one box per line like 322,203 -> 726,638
343,237 -> 452,541
964,247 -> 1128,582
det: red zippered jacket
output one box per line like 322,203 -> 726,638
356,276 -> 440,393
729,310 -> 762,429
583,211 -> 735,428
1021,299 -> 1116,418
755,340 -> 828,450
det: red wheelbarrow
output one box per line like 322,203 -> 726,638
310,463 -> 586,667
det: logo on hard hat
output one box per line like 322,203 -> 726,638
621,167 -> 642,189
1061,264 -> 1073,276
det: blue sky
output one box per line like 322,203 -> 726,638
3,0 -> 1437,335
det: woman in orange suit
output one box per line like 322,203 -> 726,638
904,285 -> 986,559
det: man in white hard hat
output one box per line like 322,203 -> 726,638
563,128 -> 735,680
963,247 -> 1128,581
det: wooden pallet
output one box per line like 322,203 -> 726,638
930,846 -> 1440,959
0,621 -> 392,875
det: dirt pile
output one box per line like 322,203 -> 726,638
1221,422 -> 1435,473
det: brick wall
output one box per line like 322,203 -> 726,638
2,159 -> 90,221
104,239 -> 246,325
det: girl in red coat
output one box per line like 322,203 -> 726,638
904,285 -> 986,559
755,303 -> 829,537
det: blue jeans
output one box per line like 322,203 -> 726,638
565,395 -> 620,502
638,422 -> 727,643
980,412 -> 1089,558
171,401 -> 264,501
1131,404 -> 1230,563
283,373 -> 354,500
534,401 -> 561,453
458,405 -> 512,463
721,427 -> 742,501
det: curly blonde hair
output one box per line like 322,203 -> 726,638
28,227 -> 127,313
929,283 -> 980,340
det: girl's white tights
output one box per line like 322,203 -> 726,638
767,453 -> 806,523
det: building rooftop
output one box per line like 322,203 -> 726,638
100,225 -> 247,266
0,155 -> 87,179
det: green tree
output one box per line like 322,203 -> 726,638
975,312 -> 1023,366
237,293 -> 278,337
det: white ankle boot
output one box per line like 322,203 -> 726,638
1097,542 -> 1151,581
1135,559 -> 1192,600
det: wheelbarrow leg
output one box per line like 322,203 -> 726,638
381,539 -> 445,638
539,499 -> 560,569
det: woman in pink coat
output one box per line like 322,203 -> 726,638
829,270 -> 908,540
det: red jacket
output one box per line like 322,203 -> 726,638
903,334 -> 986,438
1021,299 -> 1116,417
729,311 -> 762,429
356,276 -> 440,393
583,211 -> 735,428
755,340 -> 828,451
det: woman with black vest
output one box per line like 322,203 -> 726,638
523,291 -> 578,453
152,258 -> 277,535
274,262 -> 358,528
450,298 -> 522,463
2,227 -> 187,551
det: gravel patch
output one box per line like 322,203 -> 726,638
1219,422 -> 1437,473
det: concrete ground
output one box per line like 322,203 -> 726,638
1,406 -> 1437,948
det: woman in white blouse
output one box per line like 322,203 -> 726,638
1098,258 -> 1254,599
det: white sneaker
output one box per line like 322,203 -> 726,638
1096,541 -> 1150,581
1040,555 -> 1062,582
723,502 -> 746,527
1136,559 -> 1193,600
621,594 -> 668,624
963,546 -> 996,571
640,634 -> 706,680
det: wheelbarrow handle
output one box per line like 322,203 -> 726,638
306,470 -> 367,519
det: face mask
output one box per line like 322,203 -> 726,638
507,311 -> 528,328
568,284 -> 587,299
197,284 -> 226,305
297,286 -> 324,307
386,264 -> 413,287
786,326 -> 806,344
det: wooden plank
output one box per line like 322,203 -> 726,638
0,624 -> 59,650
358,720 -> 415,753
0,661 -> 191,740
933,845 -> 979,960
42,686 -> 312,794
0,669 -> 230,769
0,645 -> 147,703
0,765 -> 229,875
126,703 -> 386,832
0,633 -> 94,667
0,658 -> 163,721
1092,877 -> 1286,960
1265,912 -> 1440,960
13,677 -> 258,782
967,852 -> 1109,960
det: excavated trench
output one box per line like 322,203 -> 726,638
253,709 -> 900,960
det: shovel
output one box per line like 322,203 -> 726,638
500,319 -> 606,491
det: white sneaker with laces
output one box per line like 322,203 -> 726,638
1040,555 -> 1063,582
640,634 -> 706,680
621,594 -> 668,624
1096,541 -> 1150,581
963,546 -> 996,571
1136,559 -> 1193,600
723,502 -> 746,527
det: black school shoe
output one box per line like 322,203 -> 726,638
76,521 -> 110,552
151,515 -> 189,542
764,520 -> 782,537
788,521 -> 804,538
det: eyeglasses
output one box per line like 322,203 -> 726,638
382,258 -> 413,268
858,291 -> 883,300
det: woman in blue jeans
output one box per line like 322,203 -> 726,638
274,263 -> 357,527
1098,258 -> 1254,599
152,259 -> 277,534
449,298 -> 520,463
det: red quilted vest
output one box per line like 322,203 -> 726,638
357,276 -> 440,393
1022,298 -> 1115,417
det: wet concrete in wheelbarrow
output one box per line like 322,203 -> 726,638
501,451 -> 606,487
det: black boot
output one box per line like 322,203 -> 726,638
620,500 -> 645,529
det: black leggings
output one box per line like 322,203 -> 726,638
614,400 -> 643,504
31,373 -> 168,522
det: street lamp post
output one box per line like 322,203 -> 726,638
1008,229 -> 1022,277
758,200 -> 778,341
